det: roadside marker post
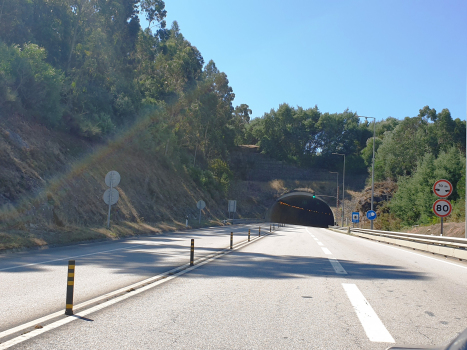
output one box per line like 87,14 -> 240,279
270,225 -> 271,232
196,200 -> 206,224
190,239 -> 194,266
248,229 -> 250,242
259,227 -> 261,237
230,232 -> 233,249
65,260 -> 75,316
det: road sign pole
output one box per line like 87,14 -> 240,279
441,217 -> 443,237
371,118 -> 375,230
199,208 -> 201,224
107,181 -> 113,228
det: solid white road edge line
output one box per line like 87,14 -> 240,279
305,228 -> 315,235
328,258 -> 347,274
0,234 -> 267,349
324,228 -> 467,270
0,263 -> 204,349
321,247 -> 332,255
0,225 -> 257,272
0,244 -> 148,271
342,283 -> 395,343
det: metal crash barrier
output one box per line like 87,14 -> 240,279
328,226 -> 467,260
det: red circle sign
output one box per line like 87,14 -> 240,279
433,179 -> 453,198
432,199 -> 452,217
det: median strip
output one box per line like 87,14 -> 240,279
0,231 -> 271,348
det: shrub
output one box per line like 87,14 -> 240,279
0,41 -> 64,127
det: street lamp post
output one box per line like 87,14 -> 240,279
361,116 -> 376,230
332,153 -> 345,226
329,171 -> 339,225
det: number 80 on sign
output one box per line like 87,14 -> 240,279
432,199 -> 452,217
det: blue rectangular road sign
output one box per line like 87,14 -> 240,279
352,212 -> 360,223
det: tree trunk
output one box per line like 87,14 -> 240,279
203,124 -> 209,159
0,0 -> 5,24
66,0 -> 85,73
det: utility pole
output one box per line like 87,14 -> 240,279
332,153 -> 345,226
330,171 -> 339,225
360,116 -> 376,230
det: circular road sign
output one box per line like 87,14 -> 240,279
103,188 -> 119,205
197,200 -> 206,210
105,171 -> 121,188
433,199 -> 452,217
433,179 -> 452,198
366,210 -> 377,221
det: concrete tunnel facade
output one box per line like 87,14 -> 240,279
266,191 -> 335,228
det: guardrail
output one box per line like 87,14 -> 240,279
328,226 -> 467,260
223,218 -> 264,225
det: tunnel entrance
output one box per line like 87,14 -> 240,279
267,191 -> 335,228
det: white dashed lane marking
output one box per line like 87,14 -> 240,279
306,227 -> 394,344
328,258 -> 347,274
342,283 -> 395,343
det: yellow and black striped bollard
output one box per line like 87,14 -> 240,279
259,227 -> 261,237
65,260 -> 75,316
248,229 -> 250,242
230,232 -> 233,249
190,239 -> 194,266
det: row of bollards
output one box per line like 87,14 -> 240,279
63,224 -> 285,316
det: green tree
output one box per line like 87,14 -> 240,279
389,147 -> 465,226
0,42 -> 64,126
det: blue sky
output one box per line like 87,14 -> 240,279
140,0 -> 467,121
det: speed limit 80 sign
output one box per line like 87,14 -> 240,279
432,199 -> 452,217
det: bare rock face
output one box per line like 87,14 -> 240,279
356,180 -> 398,213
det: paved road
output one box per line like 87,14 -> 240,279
3,225 -> 467,349
0,223 -> 264,332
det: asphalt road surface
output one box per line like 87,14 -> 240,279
2,224 -> 467,349
0,224 -> 261,332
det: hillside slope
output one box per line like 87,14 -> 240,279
0,116 -> 229,250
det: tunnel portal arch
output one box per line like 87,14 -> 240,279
267,191 -> 335,228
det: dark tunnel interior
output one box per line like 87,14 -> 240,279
267,193 -> 335,228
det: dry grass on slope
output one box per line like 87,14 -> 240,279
0,116 -> 226,251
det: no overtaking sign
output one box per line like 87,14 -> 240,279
433,179 -> 452,198
432,179 -> 453,236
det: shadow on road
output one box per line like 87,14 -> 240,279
0,226 -> 430,281
185,251 -> 431,281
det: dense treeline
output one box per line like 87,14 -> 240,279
243,104 -> 372,173
0,0 -> 250,197
0,0 -> 248,147
247,103 -> 465,228
0,0 -> 465,228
